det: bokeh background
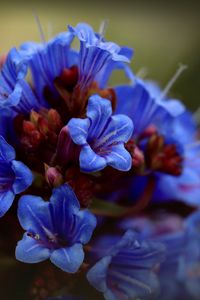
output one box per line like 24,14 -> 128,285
1,0 -> 200,110
0,0 -> 200,299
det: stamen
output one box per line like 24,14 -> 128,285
99,19 -> 109,41
136,67 -> 148,79
158,64 -> 188,101
32,10 -> 46,44
193,107 -> 200,124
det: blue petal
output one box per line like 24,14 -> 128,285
73,209 -> 97,244
67,118 -> 90,145
0,136 -> 16,161
68,23 -> 130,89
17,79 -> 45,114
105,144 -> 132,171
50,184 -> 80,208
17,195 -> 53,239
160,99 -> 185,117
16,233 -> 50,263
49,184 -> 80,235
87,256 -> 112,293
0,190 -> 15,217
0,109 -> 16,141
20,32 -> 75,98
12,160 -> 33,194
87,95 -> 112,140
80,145 -> 107,172
50,243 -> 84,273
0,48 -> 27,109
115,83 -> 170,136
97,114 -> 133,147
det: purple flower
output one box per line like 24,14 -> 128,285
0,136 -> 33,217
87,230 -> 165,300
16,184 -> 96,273
67,95 -> 133,172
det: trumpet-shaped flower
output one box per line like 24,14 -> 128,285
87,230 -> 165,300
68,23 -> 132,90
16,184 -> 97,273
67,95 -> 133,172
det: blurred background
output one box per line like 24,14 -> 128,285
1,0 -> 200,110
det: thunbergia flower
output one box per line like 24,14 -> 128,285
67,95 -> 133,172
0,136 -> 33,217
87,230 -> 165,300
16,184 -> 97,273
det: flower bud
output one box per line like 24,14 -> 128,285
45,165 -> 63,187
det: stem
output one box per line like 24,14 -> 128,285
124,175 -> 155,217
90,176 -> 156,218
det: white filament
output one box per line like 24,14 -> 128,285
158,64 -> 188,101
32,10 -> 46,43
99,19 -> 109,41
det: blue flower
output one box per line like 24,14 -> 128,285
0,48 -> 26,108
0,48 -> 42,114
180,211 -> 200,300
20,32 -> 76,99
154,111 -> 200,205
16,184 -> 97,273
68,23 -> 132,90
87,230 -> 165,300
67,95 -> 133,172
0,136 -> 33,217
115,79 -> 183,137
119,213 -> 200,300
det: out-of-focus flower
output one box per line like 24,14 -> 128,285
0,136 -> 33,217
115,77 -> 200,205
120,212 -> 200,300
16,184 -> 96,272
87,230 -> 165,300
68,95 -> 133,172
153,111 -> 200,205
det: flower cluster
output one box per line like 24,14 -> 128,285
1,22 -> 200,300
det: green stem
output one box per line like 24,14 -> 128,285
90,176 -> 155,218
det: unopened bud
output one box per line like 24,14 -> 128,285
45,165 -> 63,187
45,164 -> 63,187
132,145 -> 145,168
47,109 -> 62,132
